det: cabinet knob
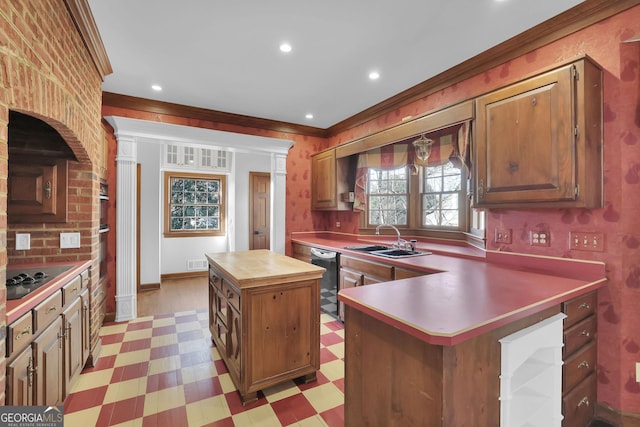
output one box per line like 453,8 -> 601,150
47,305 -> 57,314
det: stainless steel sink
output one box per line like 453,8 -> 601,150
344,245 -> 391,252
370,248 -> 431,258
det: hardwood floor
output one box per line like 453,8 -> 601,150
137,275 -> 208,317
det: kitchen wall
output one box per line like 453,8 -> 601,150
0,0 -> 106,402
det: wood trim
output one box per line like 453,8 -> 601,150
138,282 -> 161,291
101,92 -> 328,138
98,1 -> 637,138
136,164 -> 141,293
63,0 -> 112,78
160,271 -> 208,281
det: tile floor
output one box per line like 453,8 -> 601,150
63,309 -> 345,427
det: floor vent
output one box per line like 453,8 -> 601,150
187,259 -> 208,271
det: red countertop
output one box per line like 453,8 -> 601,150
292,232 -> 607,346
6,260 -> 92,324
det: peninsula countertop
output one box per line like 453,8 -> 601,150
292,232 -> 607,346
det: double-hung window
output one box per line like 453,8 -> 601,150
368,166 -> 409,226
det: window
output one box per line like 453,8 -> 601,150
367,166 -> 408,226
164,171 -> 226,237
421,162 -> 464,229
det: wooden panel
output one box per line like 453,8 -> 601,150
291,243 -> 311,262
6,346 -> 33,406
63,297 -> 83,397
563,291 -> 597,328
62,275 -> 82,305
33,291 -> 63,333
563,374 -> 596,427
7,312 -> 33,358
563,314 -> 596,357
222,280 -> 240,312
340,255 -> 394,281
394,267 -> 426,280
563,340 -> 596,392
33,316 -> 63,405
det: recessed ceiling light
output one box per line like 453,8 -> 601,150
151,84 -> 162,91
369,71 -> 380,80
280,43 -> 292,53
305,113 -> 314,119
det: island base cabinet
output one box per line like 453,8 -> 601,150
207,252 -> 322,406
343,304 -> 560,426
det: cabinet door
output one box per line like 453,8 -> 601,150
8,160 -> 68,223
63,297 -> 84,397
7,346 -> 34,406
475,64 -> 575,205
227,304 -> 241,378
339,269 -> 363,321
311,150 -> 337,209
80,288 -> 91,366
33,316 -> 64,406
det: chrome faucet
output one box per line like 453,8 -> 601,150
375,224 -> 404,249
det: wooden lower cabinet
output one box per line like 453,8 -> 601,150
339,255 -> 393,321
6,346 -> 34,406
5,267 -> 93,406
562,291 -> 598,426
207,251 -> 323,405
33,316 -> 64,406
63,296 -> 84,396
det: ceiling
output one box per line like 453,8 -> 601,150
88,0 -> 585,130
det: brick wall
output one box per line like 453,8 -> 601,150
0,0 -> 105,402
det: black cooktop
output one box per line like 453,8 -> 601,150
6,265 -> 74,300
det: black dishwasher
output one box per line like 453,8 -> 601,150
310,248 -> 339,319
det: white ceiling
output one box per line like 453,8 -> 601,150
88,0 -> 584,129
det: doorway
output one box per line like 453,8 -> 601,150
249,172 -> 271,250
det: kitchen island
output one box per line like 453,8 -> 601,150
206,250 -> 325,404
292,232 -> 607,426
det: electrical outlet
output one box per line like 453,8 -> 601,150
636,362 -> 640,383
570,232 -> 604,252
494,228 -> 512,244
15,233 -> 30,250
335,222 -> 341,228
60,232 -> 81,249
530,231 -> 550,247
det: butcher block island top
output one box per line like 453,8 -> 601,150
205,249 -> 325,287
205,250 -> 325,405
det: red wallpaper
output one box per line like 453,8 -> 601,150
318,7 -> 640,415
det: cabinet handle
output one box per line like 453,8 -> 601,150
15,326 -> 32,340
578,302 -> 591,310
226,290 -> 234,299
45,181 -> 52,199
27,358 -> 36,387
578,397 -> 590,407
47,306 -> 57,314
577,360 -> 590,369
580,330 -> 591,337
70,287 -> 78,294
478,179 -> 484,200
531,97 -> 537,106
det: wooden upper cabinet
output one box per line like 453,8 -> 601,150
8,159 -> 68,223
310,149 -> 354,210
474,57 -> 602,208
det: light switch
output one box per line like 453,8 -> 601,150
16,233 -> 30,250
60,232 -> 81,249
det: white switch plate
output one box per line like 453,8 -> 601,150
637,362 -> 640,383
60,232 -> 81,249
16,233 -> 30,250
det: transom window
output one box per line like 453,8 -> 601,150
164,171 -> 226,237
367,166 -> 408,225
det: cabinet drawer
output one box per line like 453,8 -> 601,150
80,269 -> 89,289
222,280 -> 241,312
564,315 -> 596,357
292,244 -> 311,262
62,275 -> 82,305
563,292 -> 597,329
340,255 -> 394,281
209,269 -> 222,290
7,312 -> 34,358
563,374 -> 596,427
33,291 -> 63,333
564,340 -> 596,392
